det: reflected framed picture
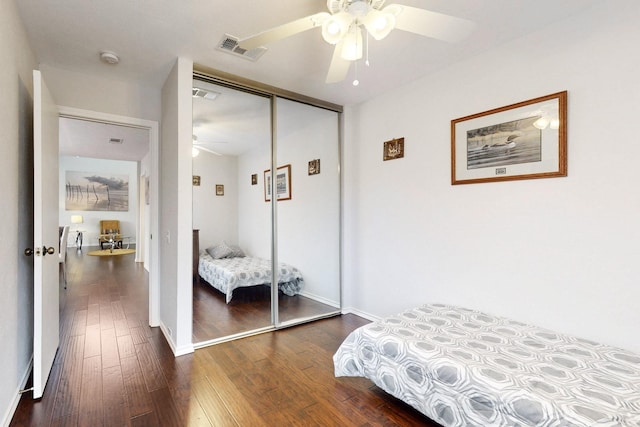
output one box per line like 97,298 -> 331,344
451,91 -> 567,185
251,174 -> 258,185
264,164 -> 291,202
192,175 -> 200,186
216,184 -> 224,196
308,159 -> 320,175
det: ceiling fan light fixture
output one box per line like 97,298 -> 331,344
363,10 -> 396,40
341,25 -> 363,61
322,12 -> 351,44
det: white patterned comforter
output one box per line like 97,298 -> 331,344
198,251 -> 303,303
334,303 -> 640,426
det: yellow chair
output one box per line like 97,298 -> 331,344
99,220 -> 123,249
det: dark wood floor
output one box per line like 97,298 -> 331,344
193,279 -> 339,342
11,248 -> 439,426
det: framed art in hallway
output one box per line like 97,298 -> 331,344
65,171 -> 129,211
451,91 -> 567,185
216,184 -> 224,196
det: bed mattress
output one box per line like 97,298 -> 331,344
334,303 -> 640,426
198,251 -> 303,303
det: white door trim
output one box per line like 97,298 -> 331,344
58,106 -> 161,327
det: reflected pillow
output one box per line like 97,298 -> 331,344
229,244 -> 245,258
206,242 -> 234,259
206,242 -> 245,259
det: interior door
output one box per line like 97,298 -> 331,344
32,69 -> 60,399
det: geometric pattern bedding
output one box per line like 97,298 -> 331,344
198,251 -> 304,303
334,303 -> 640,426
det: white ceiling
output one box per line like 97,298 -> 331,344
17,0 -> 604,107
19,0 -> 605,161
59,117 -> 150,161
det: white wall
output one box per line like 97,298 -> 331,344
140,151 -> 151,269
40,65 -> 161,122
0,0 -> 38,424
237,140 -> 272,259
192,152 -> 239,250
59,156 -> 138,247
343,1 -> 640,352
159,57 -> 193,356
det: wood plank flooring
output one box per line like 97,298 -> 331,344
11,248 -> 439,426
193,279 -> 339,342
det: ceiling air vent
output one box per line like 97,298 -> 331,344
217,34 -> 267,61
109,138 -> 124,144
192,88 -> 220,101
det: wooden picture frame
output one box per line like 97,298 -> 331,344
192,175 -> 200,186
451,91 -> 567,185
264,164 -> 291,202
251,174 -> 258,185
215,184 -> 224,196
308,159 -> 320,175
383,138 -> 404,161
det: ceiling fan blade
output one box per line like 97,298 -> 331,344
325,41 -> 351,83
387,4 -> 476,43
193,143 -> 222,156
238,12 -> 331,50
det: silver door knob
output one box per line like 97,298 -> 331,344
24,248 -> 33,256
42,246 -> 55,256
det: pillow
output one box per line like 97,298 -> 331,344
206,242 -> 234,259
206,242 -> 246,259
228,245 -> 245,258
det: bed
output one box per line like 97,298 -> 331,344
198,250 -> 304,303
334,303 -> 640,426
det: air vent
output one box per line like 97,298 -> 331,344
109,138 -> 124,144
217,34 -> 267,61
192,88 -> 220,101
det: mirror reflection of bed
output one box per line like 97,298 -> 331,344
192,77 -> 341,344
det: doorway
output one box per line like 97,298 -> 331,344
58,106 -> 160,326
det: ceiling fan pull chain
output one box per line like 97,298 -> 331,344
365,30 -> 370,66
353,59 -> 359,86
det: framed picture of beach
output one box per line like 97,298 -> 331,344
451,91 -> 567,185
65,171 -> 129,211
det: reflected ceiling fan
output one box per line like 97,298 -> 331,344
192,134 -> 224,157
237,0 -> 476,84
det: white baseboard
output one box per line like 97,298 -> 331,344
340,306 -> 381,322
2,356 -> 33,427
159,322 -> 194,357
298,290 -> 340,309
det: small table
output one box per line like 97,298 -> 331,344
99,234 -> 130,253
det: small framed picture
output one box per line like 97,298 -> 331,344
383,138 -> 404,161
192,175 -> 201,186
216,184 -> 224,196
264,164 -> 292,202
251,174 -> 258,185
308,159 -> 320,175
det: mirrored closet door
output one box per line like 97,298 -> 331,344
192,79 -> 273,342
275,97 -> 341,326
191,73 -> 342,346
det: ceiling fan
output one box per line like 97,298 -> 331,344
192,134 -> 224,157
237,0 -> 476,84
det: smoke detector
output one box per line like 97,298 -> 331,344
100,51 -> 120,64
